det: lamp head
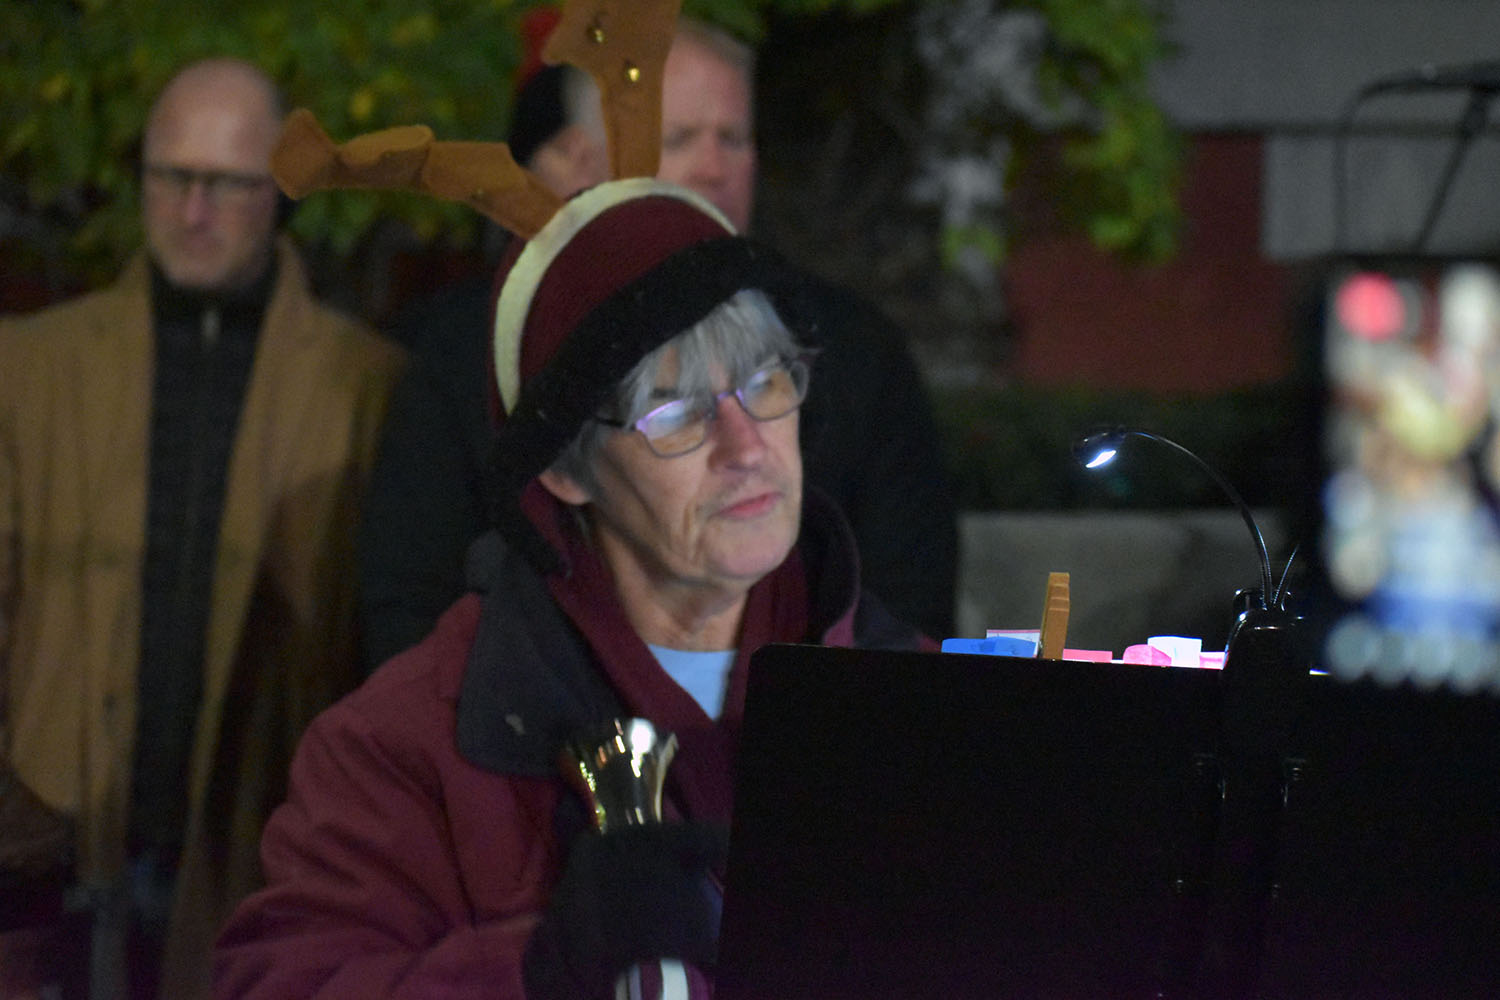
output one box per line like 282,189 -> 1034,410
1074,429 -> 1127,470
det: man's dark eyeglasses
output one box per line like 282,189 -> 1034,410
594,355 -> 813,458
143,164 -> 273,205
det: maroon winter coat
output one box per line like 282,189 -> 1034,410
213,487 -> 926,998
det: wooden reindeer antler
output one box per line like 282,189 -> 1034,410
542,0 -> 683,180
269,0 -> 684,239
272,109 -> 564,239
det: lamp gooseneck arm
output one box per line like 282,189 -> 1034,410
1128,430 -> 1275,611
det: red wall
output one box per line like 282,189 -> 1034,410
1006,133 -> 1295,394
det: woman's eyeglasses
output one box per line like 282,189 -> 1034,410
595,355 -> 812,458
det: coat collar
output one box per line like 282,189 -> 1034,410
454,487 -> 864,779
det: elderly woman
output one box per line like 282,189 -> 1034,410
213,179 -> 929,999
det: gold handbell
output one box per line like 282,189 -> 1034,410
560,718 -> 678,832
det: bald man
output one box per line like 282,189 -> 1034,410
361,21 -> 957,669
0,58 -> 405,998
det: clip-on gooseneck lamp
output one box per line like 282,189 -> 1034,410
1077,428 -> 1309,990
1073,428 -> 1303,670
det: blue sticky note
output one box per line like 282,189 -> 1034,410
940,636 -> 1039,658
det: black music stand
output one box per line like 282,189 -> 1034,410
1258,673 -> 1500,998
716,644 -> 1500,999
717,645 -> 1224,999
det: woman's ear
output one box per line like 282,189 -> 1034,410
537,466 -> 591,506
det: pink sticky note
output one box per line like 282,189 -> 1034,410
1122,643 -> 1173,665
1062,648 -> 1112,662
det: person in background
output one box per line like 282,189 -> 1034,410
217,173 -> 931,1000
356,56 -> 610,677
0,58 -> 406,999
357,16 -> 957,671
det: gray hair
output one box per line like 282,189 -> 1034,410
560,64 -> 604,144
676,16 -> 756,101
550,287 -> 801,494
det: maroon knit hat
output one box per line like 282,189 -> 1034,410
488,178 -> 796,504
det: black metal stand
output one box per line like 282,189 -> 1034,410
1195,605 -> 1310,997
1412,88 -> 1495,253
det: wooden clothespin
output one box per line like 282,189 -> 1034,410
1038,571 -> 1071,660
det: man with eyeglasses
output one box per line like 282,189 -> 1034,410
216,179 -> 932,998
0,58 -> 404,999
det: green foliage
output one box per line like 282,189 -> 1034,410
1020,0 -> 1181,260
1,0 -> 527,277
0,0 -> 1180,281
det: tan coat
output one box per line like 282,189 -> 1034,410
0,237 -> 406,996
